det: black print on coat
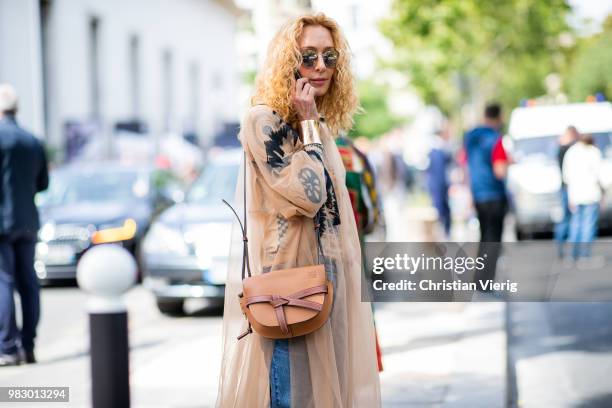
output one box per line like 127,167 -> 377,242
298,168 -> 324,203
263,124 -> 299,171
307,149 -> 341,236
277,214 -> 288,247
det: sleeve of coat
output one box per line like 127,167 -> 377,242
36,142 -> 49,192
242,106 -> 327,219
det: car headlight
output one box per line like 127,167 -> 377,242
39,222 -> 55,242
142,223 -> 189,256
92,219 -> 138,244
514,187 -> 561,217
514,188 -> 539,210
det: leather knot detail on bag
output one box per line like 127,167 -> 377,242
244,285 -> 328,335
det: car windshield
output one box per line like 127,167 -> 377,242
186,161 -> 239,205
593,132 -> 612,157
512,136 -> 559,162
38,168 -> 150,206
513,132 -> 612,162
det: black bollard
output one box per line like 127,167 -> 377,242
77,244 -> 136,408
89,312 -> 130,407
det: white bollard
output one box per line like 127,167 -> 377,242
77,244 -> 136,408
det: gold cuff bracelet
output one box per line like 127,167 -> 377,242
300,120 -> 322,145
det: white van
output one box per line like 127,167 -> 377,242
506,102 -> 612,240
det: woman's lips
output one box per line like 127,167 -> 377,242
309,78 -> 328,87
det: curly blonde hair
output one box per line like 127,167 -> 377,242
251,13 -> 360,136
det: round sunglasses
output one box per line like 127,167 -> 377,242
300,48 -> 340,69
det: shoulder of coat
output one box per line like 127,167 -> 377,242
246,104 -> 277,123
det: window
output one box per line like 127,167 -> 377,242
162,49 -> 173,132
88,16 -> 101,119
129,34 -> 141,118
188,61 -> 200,125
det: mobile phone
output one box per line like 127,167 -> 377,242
294,70 -> 302,80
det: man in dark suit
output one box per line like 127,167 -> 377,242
0,84 -> 49,366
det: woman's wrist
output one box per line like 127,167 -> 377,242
300,119 -> 323,146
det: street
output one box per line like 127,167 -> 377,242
507,302 -> 612,407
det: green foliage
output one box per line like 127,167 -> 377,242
349,80 -> 403,139
242,69 -> 257,86
380,0 -> 572,115
566,28 -> 612,101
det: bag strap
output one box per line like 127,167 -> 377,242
222,150 -> 327,281
222,153 -> 252,280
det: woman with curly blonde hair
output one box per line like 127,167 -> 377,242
216,13 -> 381,407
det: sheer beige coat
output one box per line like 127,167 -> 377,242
216,105 -> 381,407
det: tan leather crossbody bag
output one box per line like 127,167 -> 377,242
223,153 -> 333,341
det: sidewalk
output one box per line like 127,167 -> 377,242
376,302 -> 506,407
376,193 -> 507,407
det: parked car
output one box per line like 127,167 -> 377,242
34,163 -> 180,283
142,148 -> 241,314
506,102 -> 612,239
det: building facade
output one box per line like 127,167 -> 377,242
0,0 -> 242,158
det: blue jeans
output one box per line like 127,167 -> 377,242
430,187 -> 451,237
0,234 -> 40,355
269,339 -> 290,408
554,187 -> 571,256
568,203 -> 599,260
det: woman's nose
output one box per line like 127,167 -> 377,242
315,55 -> 326,72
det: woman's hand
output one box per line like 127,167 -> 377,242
293,78 -> 319,121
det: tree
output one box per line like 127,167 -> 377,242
566,15 -> 612,101
379,0 -> 572,116
349,79 -> 403,139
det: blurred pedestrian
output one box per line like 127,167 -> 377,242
216,14 -> 381,408
491,135 -> 510,180
465,103 -> 507,242
336,135 -> 385,240
336,134 -> 385,372
464,103 -> 506,286
562,133 -> 604,262
426,126 -> 452,238
555,126 -> 579,258
0,84 -> 49,366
